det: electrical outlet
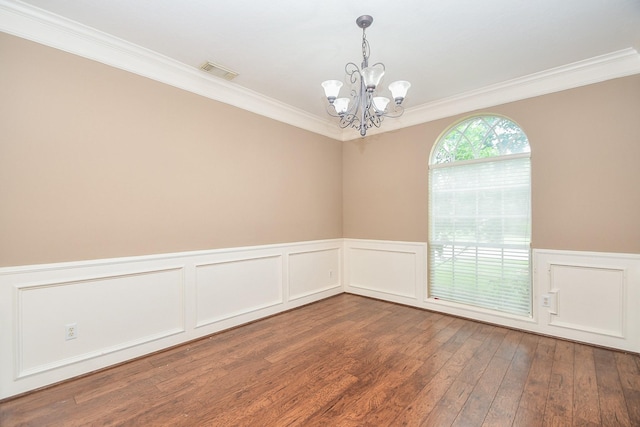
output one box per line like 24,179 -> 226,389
65,323 -> 77,341
541,295 -> 550,307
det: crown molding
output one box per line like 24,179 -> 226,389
0,0 -> 343,140
2,0 -> 639,142
340,47 -> 640,141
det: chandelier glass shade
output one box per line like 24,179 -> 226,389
322,15 -> 411,137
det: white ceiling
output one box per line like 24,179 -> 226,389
3,0 -> 640,138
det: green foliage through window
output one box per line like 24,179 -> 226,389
432,115 -> 530,164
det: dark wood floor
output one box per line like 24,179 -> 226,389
1,294 -> 639,426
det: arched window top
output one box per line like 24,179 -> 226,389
431,115 -> 530,165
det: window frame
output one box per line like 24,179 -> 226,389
428,114 -> 532,317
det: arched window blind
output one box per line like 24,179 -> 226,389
429,115 -> 532,316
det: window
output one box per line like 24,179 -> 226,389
429,115 -> 531,316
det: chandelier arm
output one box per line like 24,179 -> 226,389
369,62 -> 385,73
325,104 -> 343,118
380,104 -> 405,119
328,88 -> 362,121
344,88 -> 360,118
368,113 -> 383,129
362,102 -> 381,129
350,87 -> 363,133
339,113 -> 358,130
345,62 -> 360,84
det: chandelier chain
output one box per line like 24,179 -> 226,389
361,28 -> 370,66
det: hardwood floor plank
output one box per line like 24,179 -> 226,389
313,354 -> 426,425
451,352 -> 511,426
306,314 -> 429,423
615,351 -> 640,426
393,336 -> 485,425
146,323 -> 273,368
512,336 -> 556,427
593,347 -> 632,426
201,353 -> 359,425
420,379 -> 476,427
414,311 -> 447,331
400,318 -> 453,357
0,394 -> 77,427
573,344 -> 602,426
481,333 -> 539,426
492,329 -> 524,361
456,327 -> 508,386
432,317 -> 470,347
543,340 -> 574,426
1,294 -> 638,427
371,348 -> 456,423
267,370 -> 360,426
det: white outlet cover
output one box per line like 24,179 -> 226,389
65,323 -> 77,340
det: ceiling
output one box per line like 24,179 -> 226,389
3,0 -> 640,138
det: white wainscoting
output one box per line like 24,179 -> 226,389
2,239 -> 638,399
16,267 -> 185,379
344,239 -> 426,305
0,239 -> 342,399
195,255 -> 283,328
534,249 -> 640,352
343,239 -> 640,353
288,247 -> 341,301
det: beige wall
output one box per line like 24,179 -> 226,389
343,74 -> 640,254
2,33 -> 639,268
0,34 -> 343,267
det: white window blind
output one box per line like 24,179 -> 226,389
429,154 -> 532,316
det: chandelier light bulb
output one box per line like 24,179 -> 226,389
333,98 -> 350,115
321,80 -> 343,103
372,97 -> 390,112
389,80 -> 411,104
362,66 -> 385,92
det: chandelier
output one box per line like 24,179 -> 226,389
322,15 -> 411,137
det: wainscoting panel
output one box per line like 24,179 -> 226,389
0,239 -> 343,399
343,239 -> 426,304
288,247 -> 341,301
535,250 -> 640,352
195,255 -> 283,327
548,264 -> 625,337
16,268 -> 185,378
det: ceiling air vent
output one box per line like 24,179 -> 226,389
200,61 -> 238,81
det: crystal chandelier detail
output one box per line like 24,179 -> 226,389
322,15 -> 411,137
